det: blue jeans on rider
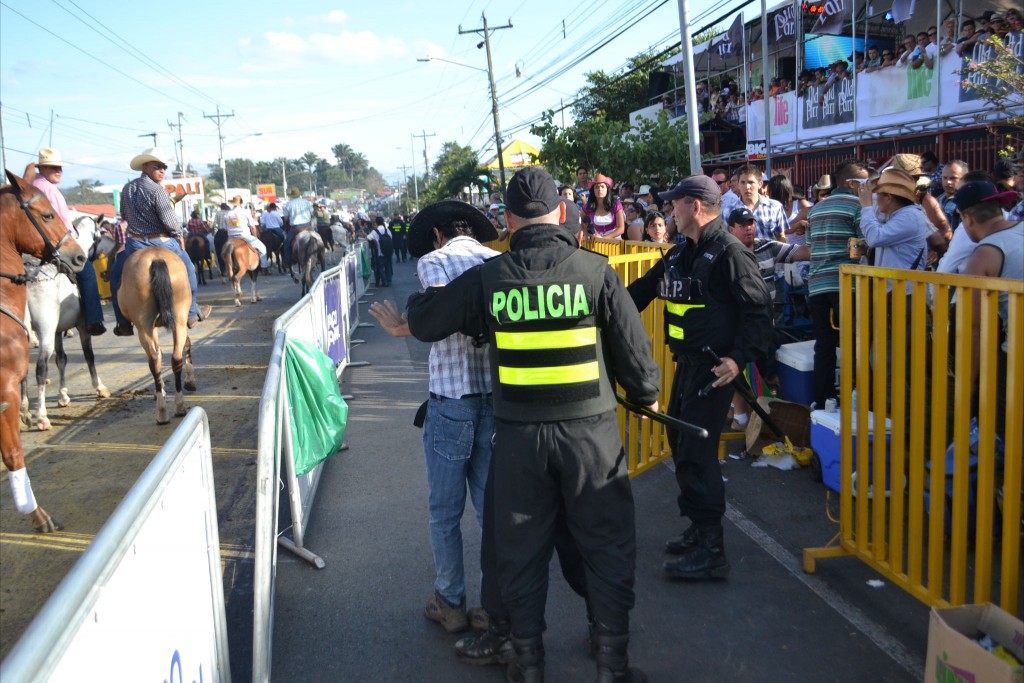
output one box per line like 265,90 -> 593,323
75,259 -> 104,326
422,394 -> 494,607
283,223 -> 310,267
109,236 -> 199,327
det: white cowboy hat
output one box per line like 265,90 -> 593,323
130,147 -> 170,171
37,148 -> 64,167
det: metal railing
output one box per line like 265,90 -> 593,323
804,265 -> 1022,617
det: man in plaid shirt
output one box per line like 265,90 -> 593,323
368,201 -> 499,635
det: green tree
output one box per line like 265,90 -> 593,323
63,178 -> 109,205
332,143 -> 354,180
958,36 -> 1024,153
572,47 -> 681,123
422,142 -> 489,202
531,108 -> 692,188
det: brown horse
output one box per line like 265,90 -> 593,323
221,238 -> 262,307
117,248 -> 196,425
1,170 -> 87,532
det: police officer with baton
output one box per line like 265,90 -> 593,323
405,166 -> 661,683
629,175 -> 772,581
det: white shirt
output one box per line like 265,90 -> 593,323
225,206 -> 254,238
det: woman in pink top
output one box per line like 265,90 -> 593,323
581,174 -> 625,239
28,148 -> 106,336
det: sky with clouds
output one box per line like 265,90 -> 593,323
0,0 -> 724,189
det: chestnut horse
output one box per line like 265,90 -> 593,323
0,170 -> 87,532
221,238 -> 262,307
117,248 -> 196,425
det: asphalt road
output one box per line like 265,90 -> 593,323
270,256 -> 929,683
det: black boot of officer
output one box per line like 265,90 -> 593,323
663,522 -> 700,554
455,619 -> 515,666
663,524 -> 730,579
506,635 -> 544,683
594,633 -> 647,682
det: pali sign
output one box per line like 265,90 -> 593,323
163,176 -> 205,197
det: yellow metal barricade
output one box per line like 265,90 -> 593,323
804,265 -> 1022,617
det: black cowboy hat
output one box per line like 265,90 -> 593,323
407,200 -> 498,258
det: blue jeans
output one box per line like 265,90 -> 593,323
109,236 -> 199,327
376,252 -> 393,286
75,259 -> 104,326
423,394 -> 494,606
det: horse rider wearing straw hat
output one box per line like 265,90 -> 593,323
28,148 -> 107,336
108,147 -> 211,336
225,195 -> 268,269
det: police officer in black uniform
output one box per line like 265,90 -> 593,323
629,175 -> 772,580
406,167 -> 661,683
390,212 -> 409,262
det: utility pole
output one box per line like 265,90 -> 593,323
138,132 -> 157,148
409,133 -> 419,211
413,130 -> 436,180
674,0 -> 703,175
204,105 -> 235,199
459,12 -> 513,192
167,112 -> 186,177
49,110 -> 54,147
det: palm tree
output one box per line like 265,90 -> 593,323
299,152 -> 321,192
332,143 -> 354,180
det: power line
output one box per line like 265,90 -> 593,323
50,0 -> 224,109
0,2 -> 205,112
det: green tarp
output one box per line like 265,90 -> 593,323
285,338 -> 348,475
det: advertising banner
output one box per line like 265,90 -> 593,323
162,176 -> 205,198
802,79 -> 855,129
959,33 -> 1024,103
768,1 -> 798,45
323,273 -> 345,365
257,183 -> 277,203
861,64 -> 938,116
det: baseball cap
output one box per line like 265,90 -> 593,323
658,175 -> 721,203
951,180 -> 1018,212
505,167 -> 561,218
637,184 -> 652,196
729,207 -> 756,225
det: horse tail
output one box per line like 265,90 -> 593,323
149,259 -> 176,328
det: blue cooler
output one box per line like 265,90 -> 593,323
776,340 -> 815,406
810,409 -> 892,494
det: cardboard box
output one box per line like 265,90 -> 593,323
776,340 -> 815,406
924,603 -> 1023,683
810,409 -> 891,494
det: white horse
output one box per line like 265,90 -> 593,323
21,213 -> 112,430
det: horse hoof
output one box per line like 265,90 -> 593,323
33,515 -> 64,534
184,380 -> 197,392
157,416 -> 170,425
37,418 -> 52,431
235,301 -> 242,307
58,391 -> 71,407
97,386 -> 111,398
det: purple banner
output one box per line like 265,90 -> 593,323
324,275 -> 345,365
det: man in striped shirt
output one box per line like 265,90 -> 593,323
806,159 -> 869,408
730,164 -> 790,240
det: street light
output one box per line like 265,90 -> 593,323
417,54 -> 507,190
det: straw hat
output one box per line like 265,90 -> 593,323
130,147 -> 170,171
887,153 -> 924,177
36,147 -> 64,167
874,168 -> 918,204
287,188 -> 302,199
812,174 -> 832,192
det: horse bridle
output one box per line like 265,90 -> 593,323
2,179 -> 75,281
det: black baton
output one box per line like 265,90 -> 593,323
699,346 -> 786,439
616,393 -> 708,439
